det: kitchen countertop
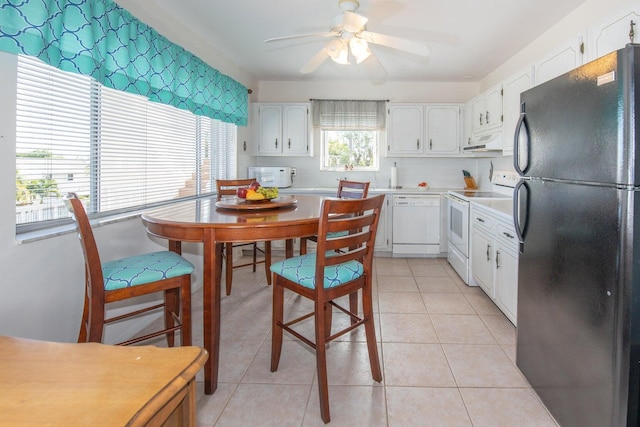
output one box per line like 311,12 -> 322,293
279,187 -> 459,195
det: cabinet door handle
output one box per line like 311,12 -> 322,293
243,141 -> 246,151
429,139 -> 433,150
503,232 -> 514,239
479,113 -> 483,126
275,138 -> 278,148
288,138 -> 291,149
486,111 -> 490,124
486,244 -> 491,261
476,217 -> 485,223
496,250 -> 501,269
417,139 -> 420,149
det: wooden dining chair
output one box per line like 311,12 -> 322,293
299,179 -> 370,255
64,193 -> 193,347
216,178 -> 272,295
270,194 -> 385,423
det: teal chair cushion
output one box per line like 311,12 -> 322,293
270,254 -> 363,289
102,251 -> 195,291
327,230 -> 349,238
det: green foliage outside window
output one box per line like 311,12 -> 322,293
324,130 -> 376,170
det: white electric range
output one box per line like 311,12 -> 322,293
445,170 -> 517,285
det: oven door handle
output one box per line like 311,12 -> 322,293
444,194 -> 467,204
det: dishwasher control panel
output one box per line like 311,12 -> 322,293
393,195 -> 440,207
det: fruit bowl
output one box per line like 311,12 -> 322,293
237,185 -> 279,202
417,182 -> 429,190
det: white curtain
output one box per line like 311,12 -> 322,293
311,100 -> 386,130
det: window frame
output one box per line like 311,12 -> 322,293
15,55 -> 237,234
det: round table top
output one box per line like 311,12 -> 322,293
141,194 -> 332,242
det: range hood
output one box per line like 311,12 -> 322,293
463,132 -> 503,152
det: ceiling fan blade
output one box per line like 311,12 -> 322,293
359,30 -> 430,57
363,50 -> 388,84
300,48 -> 329,74
265,31 -> 338,43
341,11 -> 368,32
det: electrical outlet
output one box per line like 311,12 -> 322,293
291,167 -> 297,176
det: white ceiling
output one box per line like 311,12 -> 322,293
116,0 -> 586,83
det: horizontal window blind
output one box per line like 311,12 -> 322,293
15,55 -> 236,232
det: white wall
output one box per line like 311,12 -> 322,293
0,0 -> 629,343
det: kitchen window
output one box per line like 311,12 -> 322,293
312,99 -> 385,171
15,55 -> 236,233
321,129 -> 378,171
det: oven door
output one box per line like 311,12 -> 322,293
445,194 -> 469,257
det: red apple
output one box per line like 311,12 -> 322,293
236,187 -> 248,198
249,181 -> 261,190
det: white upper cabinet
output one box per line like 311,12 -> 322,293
426,105 -> 460,155
471,83 -> 503,135
534,34 -> 585,85
282,105 -> 309,155
387,103 -> 460,157
587,4 -> 640,61
501,66 -> 534,156
462,101 -> 473,150
255,103 -> 310,156
386,104 -> 424,156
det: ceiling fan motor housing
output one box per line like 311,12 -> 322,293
339,0 -> 360,13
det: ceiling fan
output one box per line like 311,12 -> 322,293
264,0 -> 430,75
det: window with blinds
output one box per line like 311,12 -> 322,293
15,55 -> 237,232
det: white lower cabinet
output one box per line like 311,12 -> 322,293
470,204 -> 518,325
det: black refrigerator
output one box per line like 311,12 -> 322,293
514,43 -> 640,427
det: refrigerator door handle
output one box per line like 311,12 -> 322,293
513,109 -> 529,175
513,179 -> 528,244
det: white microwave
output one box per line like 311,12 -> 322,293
247,167 -> 294,188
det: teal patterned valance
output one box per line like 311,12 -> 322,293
0,0 -> 248,126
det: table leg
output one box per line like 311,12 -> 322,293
203,230 -> 223,395
168,240 -> 182,254
285,239 -> 294,258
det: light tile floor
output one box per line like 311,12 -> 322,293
149,256 -> 559,426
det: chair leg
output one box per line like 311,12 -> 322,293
181,276 -> 192,346
77,284 -> 90,343
362,283 -> 382,382
252,242 -> 258,272
264,241 -> 272,286
225,242 -> 233,296
300,237 -> 308,255
164,287 -> 179,347
349,292 -> 359,325
315,301 -> 331,423
270,278 -> 285,372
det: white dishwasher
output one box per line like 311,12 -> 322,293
392,195 -> 441,257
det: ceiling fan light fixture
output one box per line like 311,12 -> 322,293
349,37 -> 370,63
327,39 -> 349,65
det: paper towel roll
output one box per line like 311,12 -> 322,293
390,165 -> 398,188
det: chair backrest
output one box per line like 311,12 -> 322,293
314,194 -> 385,292
337,180 -> 370,200
216,178 -> 257,201
63,193 -> 106,313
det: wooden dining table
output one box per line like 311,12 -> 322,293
141,194 -> 327,394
